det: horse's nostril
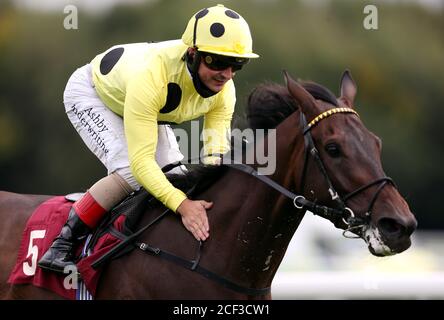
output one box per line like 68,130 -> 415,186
378,218 -> 404,237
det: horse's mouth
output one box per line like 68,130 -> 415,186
368,245 -> 390,257
363,226 -> 397,257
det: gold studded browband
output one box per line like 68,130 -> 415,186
306,107 -> 359,131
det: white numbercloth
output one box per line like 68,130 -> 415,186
63,64 -> 185,191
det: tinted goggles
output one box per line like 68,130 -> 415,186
201,53 -> 249,72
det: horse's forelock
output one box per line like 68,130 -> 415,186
300,81 -> 338,108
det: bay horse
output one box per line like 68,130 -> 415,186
0,71 -> 417,299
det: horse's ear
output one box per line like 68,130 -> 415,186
340,69 -> 357,107
283,70 -> 319,119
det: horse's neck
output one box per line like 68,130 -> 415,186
205,111 -> 307,288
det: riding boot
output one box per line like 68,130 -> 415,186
38,207 -> 91,274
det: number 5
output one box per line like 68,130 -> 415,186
23,230 -> 46,276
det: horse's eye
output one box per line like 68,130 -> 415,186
325,143 -> 341,157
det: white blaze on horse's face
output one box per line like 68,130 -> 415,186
363,225 -> 395,256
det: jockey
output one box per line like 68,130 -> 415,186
38,4 -> 259,274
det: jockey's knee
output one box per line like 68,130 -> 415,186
89,170 -> 138,211
113,167 -> 140,192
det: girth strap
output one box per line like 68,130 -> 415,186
135,241 -> 271,296
91,207 -> 170,269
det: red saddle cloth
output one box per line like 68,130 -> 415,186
7,196 -> 125,299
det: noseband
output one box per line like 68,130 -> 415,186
298,107 -> 395,237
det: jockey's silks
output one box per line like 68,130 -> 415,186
90,40 -> 235,211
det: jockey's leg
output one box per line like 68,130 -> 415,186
156,124 -> 187,175
38,63 -> 137,274
38,172 -> 133,274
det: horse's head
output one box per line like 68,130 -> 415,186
284,71 -> 417,256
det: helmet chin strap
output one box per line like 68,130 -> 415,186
184,50 -> 217,98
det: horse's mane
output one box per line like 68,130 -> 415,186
170,80 -> 338,193
247,81 -> 338,130
168,165 -> 227,196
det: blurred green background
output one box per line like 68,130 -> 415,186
0,0 -> 443,230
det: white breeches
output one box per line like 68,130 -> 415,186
63,64 -> 185,191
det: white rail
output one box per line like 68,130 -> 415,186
272,272 -> 444,299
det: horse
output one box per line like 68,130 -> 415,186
0,71 -> 417,299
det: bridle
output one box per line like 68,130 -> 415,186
227,107 -> 396,238
298,107 -> 395,237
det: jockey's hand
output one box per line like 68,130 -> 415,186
177,199 -> 212,241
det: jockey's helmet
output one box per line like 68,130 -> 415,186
182,4 -> 259,60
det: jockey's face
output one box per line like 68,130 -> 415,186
198,59 -> 235,92
187,47 -> 241,93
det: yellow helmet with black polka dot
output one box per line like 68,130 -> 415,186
181,4 -> 259,59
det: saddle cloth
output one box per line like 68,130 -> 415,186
7,196 -> 128,299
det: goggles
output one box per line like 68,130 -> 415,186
200,52 -> 249,72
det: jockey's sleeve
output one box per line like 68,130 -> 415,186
124,64 -> 187,212
202,82 -> 236,165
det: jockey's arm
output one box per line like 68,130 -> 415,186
202,82 -> 236,165
124,67 -> 211,241
124,69 -> 187,213
175,96 -> 235,241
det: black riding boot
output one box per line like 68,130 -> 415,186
38,207 -> 90,274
